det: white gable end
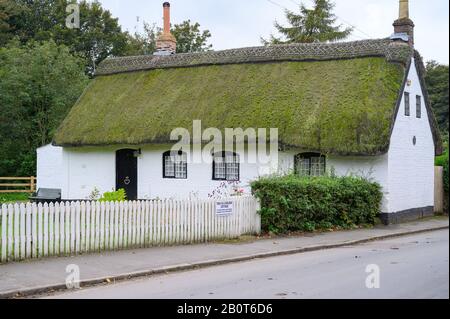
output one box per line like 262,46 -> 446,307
387,58 -> 435,213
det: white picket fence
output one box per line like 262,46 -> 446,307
0,196 -> 260,263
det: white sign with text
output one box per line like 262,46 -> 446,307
216,201 -> 233,216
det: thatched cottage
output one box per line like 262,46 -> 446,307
37,1 -> 442,224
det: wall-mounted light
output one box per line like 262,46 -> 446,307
133,148 -> 142,157
407,79 -> 412,86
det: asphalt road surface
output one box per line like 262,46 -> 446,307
44,229 -> 449,299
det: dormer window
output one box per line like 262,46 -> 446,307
295,153 -> 326,176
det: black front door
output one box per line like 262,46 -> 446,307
116,149 -> 138,200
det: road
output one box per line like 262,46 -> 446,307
44,230 -> 449,299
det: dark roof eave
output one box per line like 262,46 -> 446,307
52,139 -> 390,157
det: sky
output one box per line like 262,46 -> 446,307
97,0 -> 449,64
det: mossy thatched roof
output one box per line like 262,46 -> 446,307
53,39 -> 441,155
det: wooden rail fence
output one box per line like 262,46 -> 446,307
0,177 -> 36,193
0,196 -> 261,263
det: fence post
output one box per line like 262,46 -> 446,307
435,166 -> 444,213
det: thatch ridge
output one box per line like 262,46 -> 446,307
96,39 -> 412,76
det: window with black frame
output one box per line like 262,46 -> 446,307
404,92 -> 410,116
294,153 -> 326,176
416,95 -> 422,118
212,151 -> 240,181
163,150 -> 187,179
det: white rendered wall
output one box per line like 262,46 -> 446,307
138,147 -> 265,199
36,144 -> 64,190
387,59 -> 435,213
52,145 -> 390,203
52,146 -> 274,200
61,147 -> 116,200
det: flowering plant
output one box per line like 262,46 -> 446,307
208,181 -> 245,199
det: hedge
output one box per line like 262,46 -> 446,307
251,175 -> 383,234
443,156 -> 449,213
443,155 -> 449,194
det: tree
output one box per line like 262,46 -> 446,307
122,22 -> 159,56
0,40 -> 89,176
262,0 -> 352,45
0,0 -> 25,46
425,61 -> 449,137
123,19 -> 212,56
171,20 -> 212,53
2,0 -> 128,75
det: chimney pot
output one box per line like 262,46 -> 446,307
155,2 -> 177,56
393,0 -> 414,47
399,0 -> 409,19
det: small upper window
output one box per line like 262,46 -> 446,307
212,152 -> 240,181
416,95 -> 422,118
163,150 -> 187,179
404,92 -> 410,116
295,153 -> 326,176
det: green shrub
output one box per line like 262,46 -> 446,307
442,155 -> 449,194
435,151 -> 448,167
251,175 -> 383,234
99,189 -> 127,202
0,193 -> 30,204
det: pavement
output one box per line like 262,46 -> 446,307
0,216 -> 448,298
45,230 -> 450,299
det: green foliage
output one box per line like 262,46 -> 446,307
263,0 -> 352,45
0,0 -> 25,46
1,0 -> 129,75
435,150 -> 448,167
425,61 -> 449,137
0,193 -> 29,204
171,20 -> 212,53
122,22 -> 159,56
54,57 -> 404,155
251,175 -> 383,234
443,156 -> 449,195
123,19 -> 212,56
99,189 -> 127,202
0,40 -> 89,176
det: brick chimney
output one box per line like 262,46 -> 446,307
154,2 -> 177,56
392,0 -> 414,47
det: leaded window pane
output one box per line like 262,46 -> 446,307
214,156 -> 226,180
296,158 -> 310,176
174,153 -> 187,179
310,156 -> 325,176
164,155 -> 175,177
213,152 -> 240,181
164,152 -> 187,179
226,154 -> 240,181
295,153 -> 326,177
